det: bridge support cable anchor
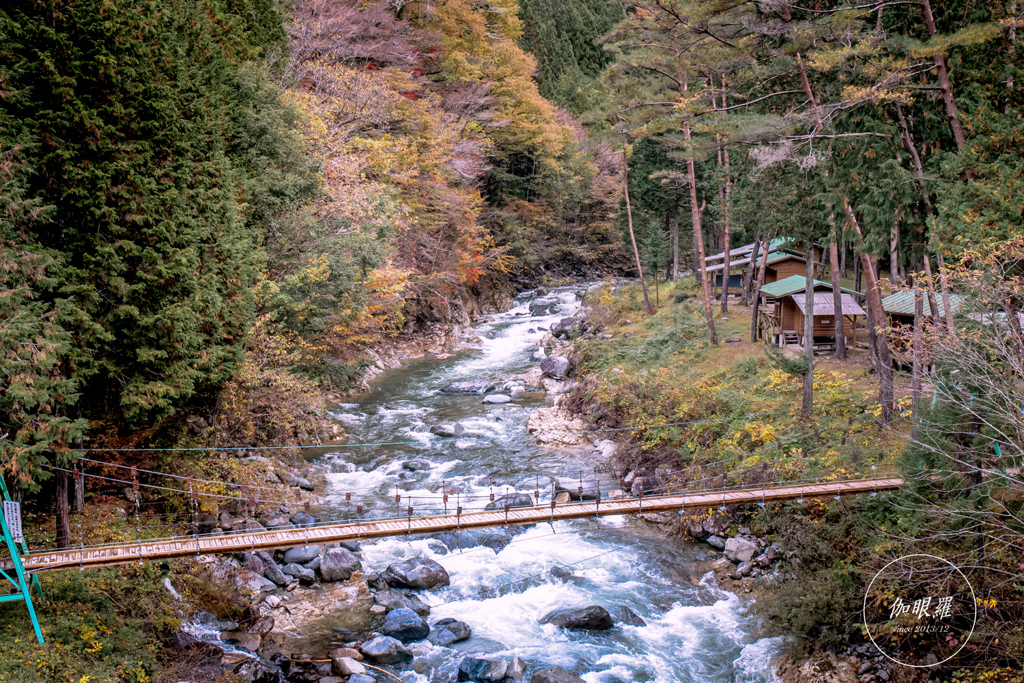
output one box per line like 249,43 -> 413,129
74,463 -> 84,571
131,466 -> 144,565
0,474 -> 44,645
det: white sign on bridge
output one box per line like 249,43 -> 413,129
3,500 -> 23,544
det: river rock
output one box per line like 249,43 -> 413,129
282,563 -> 316,584
381,591 -> 430,617
482,394 -> 512,404
506,656 -> 527,681
381,558 -> 450,590
428,618 -> 472,646
736,561 -> 754,578
435,529 -> 514,553
331,655 -> 366,677
255,551 -> 289,586
196,611 -> 238,631
754,546 -> 779,567
702,514 -> 731,537
248,616 -> 275,636
282,545 -> 321,564
402,459 -> 432,471
221,651 -> 254,666
235,660 -> 282,683
531,666 -> 585,683
347,676 -> 376,683
607,604 -> 646,627
318,548 -> 361,582
329,647 -> 363,661
724,537 -> 758,564
289,511 -> 317,526
382,608 -> 430,644
441,380 -> 494,394
260,515 -> 292,530
555,477 -> 601,501
359,635 -> 413,665
527,407 -> 587,446
529,300 -> 556,316
541,605 -> 614,630
457,657 -> 507,682
430,422 -> 465,437
483,492 -> 535,511
540,355 -> 570,379
630,476 -> 661,497
550,317 -> 574,338
220,631 -> 261,652
706,535 -> 726,550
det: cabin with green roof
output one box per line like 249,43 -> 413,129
881,291 -> 965,326
758,275 -> 865,348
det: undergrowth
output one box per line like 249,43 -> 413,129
0,561 -> 246,683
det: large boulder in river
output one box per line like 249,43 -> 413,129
255,551 -> 289,586
482,393 -> 512,404
435,528 -> 515,553
530,301 -> 556,316
428,618 -> 472,646
430,422 -> 465,437
359,636 -> 413,665
381,558 -> 450,590
457,657 -> 507,682
441,380 -> 494,394
541,605 -> 614,631
484,492 -> 535,511
724,537 -> 759,564
607,604 -> 646,626
320,548 -> 361,582
531,667 -> 586,683
382,608 -> 430,644
540,355 -> 570,379
282,545 -> 321,564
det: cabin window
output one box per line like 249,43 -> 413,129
822,318 -> 831,324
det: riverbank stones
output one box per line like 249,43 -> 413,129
382,608 -> 430,644
381,558 -> 450,590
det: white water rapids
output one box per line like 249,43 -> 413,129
310,284 -> 783,682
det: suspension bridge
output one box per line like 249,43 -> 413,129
10,476 -> 902,574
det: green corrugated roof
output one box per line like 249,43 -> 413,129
765,251 -> 801,265
759,274 -> 861,298
882,291 -> 965,316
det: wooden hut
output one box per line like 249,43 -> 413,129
758,275 -> 865,348
881,291 -> 965,326
705,238 -> 821,291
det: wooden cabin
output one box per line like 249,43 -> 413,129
705,238 -> 822,292
758,275 -> 864,348
762,246 -> 824,284
881,291 -> 965,326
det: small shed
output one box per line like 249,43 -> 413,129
758,275 -> 864,347
881,291 -> 965,326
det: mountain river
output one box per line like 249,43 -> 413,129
308,284 -> 783,683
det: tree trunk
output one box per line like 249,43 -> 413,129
802,253 -> 815,419
751,237 -> 771,343
741,231 -> 761,306
686,129 -> 716,343
854,252 -> 862,294
841,239 -> 846,276
846,200 -> 894,424
920,0 -> 968,149
720,150 -> 732,313
912,289 -> 924,436
829,239 -> 847,359
622,147 -> 654,314
671,204 -> 679,281
921,256 -> 941,319
934,240 -> 957,336
56,468 -> 70,549
890,221 -> 900,287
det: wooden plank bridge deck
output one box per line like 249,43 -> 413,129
13,477 -> 902,574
